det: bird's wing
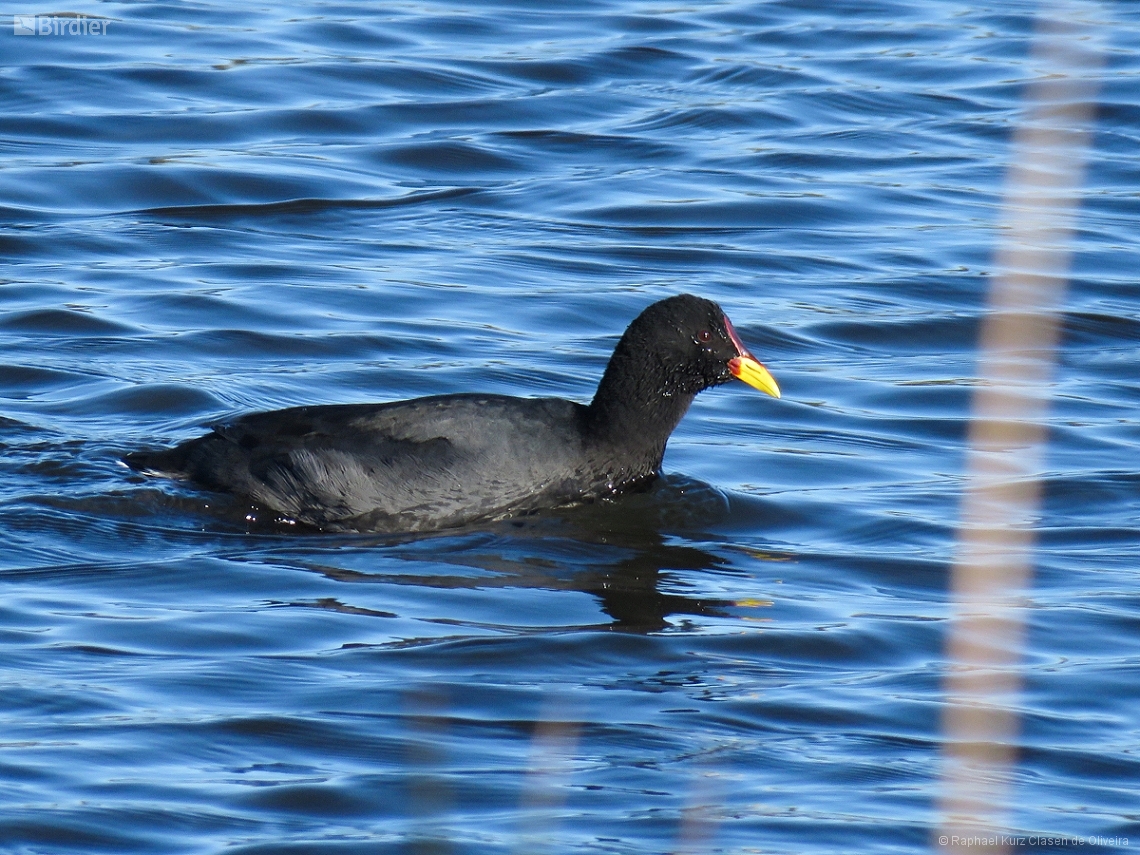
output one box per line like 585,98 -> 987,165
212,413 -> 470,527
210,397 -> 575,529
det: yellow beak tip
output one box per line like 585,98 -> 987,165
730,356 -> 781,399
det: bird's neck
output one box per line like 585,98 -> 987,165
586,346 -> 697,467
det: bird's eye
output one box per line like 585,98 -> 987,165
698,329 -> 711,343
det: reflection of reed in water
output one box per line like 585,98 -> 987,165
938,4 -> 1102,852
405,686 -> 454,855
325,478 -> 782,852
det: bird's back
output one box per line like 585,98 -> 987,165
127,394 -> 599,531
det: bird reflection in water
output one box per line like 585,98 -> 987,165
272,476 -> 782,634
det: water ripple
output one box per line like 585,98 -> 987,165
1,1 -> 1138,853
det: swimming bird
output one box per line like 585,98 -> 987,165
125,294 -> 781,533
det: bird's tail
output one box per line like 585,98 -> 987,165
123,446 -> 190,476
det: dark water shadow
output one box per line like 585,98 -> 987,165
230,475 -> 772,634
7,432 -> 786,634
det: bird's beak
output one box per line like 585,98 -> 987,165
724,315 -> 781,399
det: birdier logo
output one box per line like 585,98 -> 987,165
13,14 -> 111,35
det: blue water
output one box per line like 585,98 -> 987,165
2,1 -> 1138,852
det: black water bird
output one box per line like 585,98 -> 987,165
125,294 -> 781,533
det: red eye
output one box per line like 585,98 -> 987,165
698,329 -> 711,343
